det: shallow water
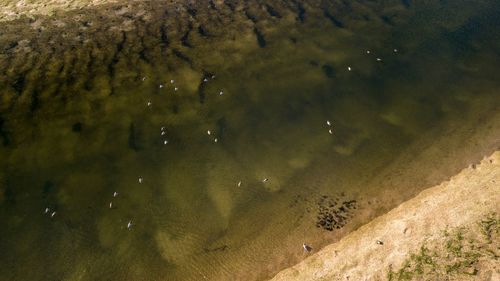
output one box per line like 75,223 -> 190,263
0,0 -> 499,280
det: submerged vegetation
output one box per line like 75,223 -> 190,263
387,213 -> 499,281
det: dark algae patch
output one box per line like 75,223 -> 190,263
316,194 -> 358,231
0,117 -> 11,146
253,27 -> 267,48
72,122 -> 83,133
323,9 -> 344,28
265,4 -> 282,19
296,3 -> 306,23
322,64 -> 336,78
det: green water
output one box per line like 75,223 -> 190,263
0,0 -> 499,280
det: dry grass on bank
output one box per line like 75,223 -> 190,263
387,213 -> 498,281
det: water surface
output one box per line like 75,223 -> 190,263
0,0 -> 499,280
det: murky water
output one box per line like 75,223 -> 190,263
1,1 -> 499,280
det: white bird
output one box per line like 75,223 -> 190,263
376,58 -> 382,62
109,202 -> 113,209
163,140 -> 168,145
170,79 -> 175,83
161,131 -> 166,136
219,91 -> 224,96
127,221 -> 133,230
113,191 -> 118,197
366,50 -> 371,54
174,87 -> 178,91
211,75 -> 216,79
159,84 -> 164,89
51,211 -> 56,218
393,48 -> 398,53
237,181 -> 242,187
262,178 -> 269,183
161,126 -> 166,131
326,120 -> 331,126
329,129 -> 333,135
147,101 -> 152,107
347,66 -> 352,71
138,177 -> 143,184
203,78 -> 208,82
214,138 -> 218,143
207,130 -> 211,135
44,208 -> 50,214
142,77 -> 146,81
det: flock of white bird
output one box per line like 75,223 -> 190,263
43,47 -> 399,251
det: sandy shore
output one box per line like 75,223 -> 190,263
271,151 -> 500,280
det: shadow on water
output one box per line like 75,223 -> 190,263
0,0 -> 500,280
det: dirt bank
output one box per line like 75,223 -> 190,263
271,151 -> 500,281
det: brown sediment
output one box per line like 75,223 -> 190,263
271,151 -> 500,280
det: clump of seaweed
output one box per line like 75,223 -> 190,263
315,194 -> 357,231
